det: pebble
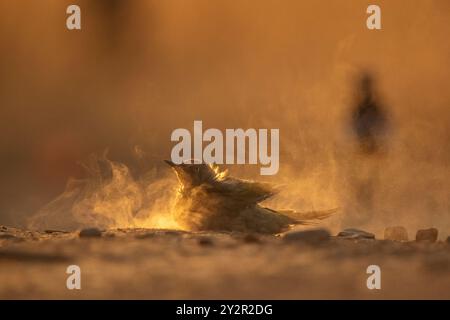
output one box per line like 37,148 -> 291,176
135,230 -> 184,239
283,228 -> 330,244
79,228 -> 102,238
242,234 -> 261,244
384,226 -> 408,241
416,228 -> 438,242
45,229 -> 68,234
198,237 -> 214,246
0,233 -> 17,240
337,228 -> 375,240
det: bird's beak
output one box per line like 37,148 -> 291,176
164,159 -> 176,167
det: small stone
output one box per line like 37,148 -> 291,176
384,226 -> 408,241
242,233 -> 261,244
79,228 -> 102,238
337,228 -> 375,240
0,233 -> 17,240
416,228 -> 438,242
45,229 -> 67,234
283,228 -> 330,244
104,232 -> 116,238
135,230 -> 184,239
0,226 -> 7,231
135,233 -> 156,239
198,237 -> 214,246
158,230 -> 184,237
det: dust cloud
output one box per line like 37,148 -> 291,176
0,1 -> 449,236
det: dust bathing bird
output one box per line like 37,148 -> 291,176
165,160 -> 335,234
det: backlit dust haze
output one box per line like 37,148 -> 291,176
0,0 -> 449,236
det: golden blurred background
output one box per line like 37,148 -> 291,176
0,0 -> 449,235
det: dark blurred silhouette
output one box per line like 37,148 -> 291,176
348,72 -> 389,226
351,73 -> 388,155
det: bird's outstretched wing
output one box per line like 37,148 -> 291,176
212,178 -> 278,204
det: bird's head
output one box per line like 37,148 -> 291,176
165,160 -> 223,189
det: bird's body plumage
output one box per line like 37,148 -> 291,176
166,160 -> 334,234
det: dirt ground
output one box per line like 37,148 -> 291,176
0,225 -> 449,299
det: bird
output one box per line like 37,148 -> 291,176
351,72 -> 389,155
165,160 -> 336,234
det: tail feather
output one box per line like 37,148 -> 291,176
274,208 -> 338,222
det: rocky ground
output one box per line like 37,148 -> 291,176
0,225 -> 449,299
